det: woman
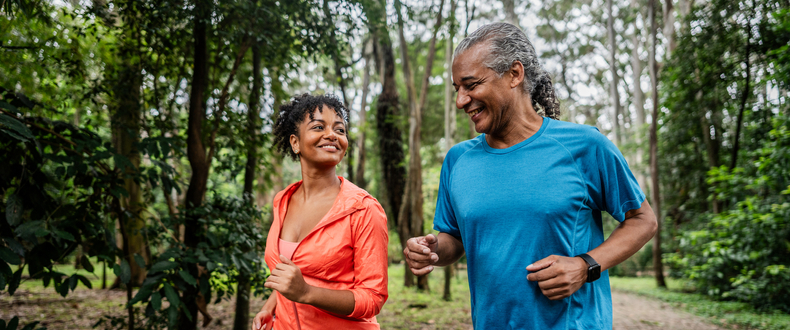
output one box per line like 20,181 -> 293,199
252,94 -> 389,330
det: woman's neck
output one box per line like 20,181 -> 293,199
298,164 -> 341,201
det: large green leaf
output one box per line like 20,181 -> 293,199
0,114 -> 33,142
76,274 -> 92,289
0,247 -> 20,265
8,269 -> 22,295
134,253 -> 146,268
149,260 -> 178,274
80,255 -> 94,273
5,194 -> 23,226
0,101 -> 19,114
163,282 -> 180,308
178,269 -> 196,286
5,316 -> 18,330
151,291 -> 162,310
114,260 -> 131,284
129,284 -> 152,305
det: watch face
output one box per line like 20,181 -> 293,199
588,265 -> 601,282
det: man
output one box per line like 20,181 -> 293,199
403,22 -> 657,329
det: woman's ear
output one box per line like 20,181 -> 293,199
510,60 -> 526,89
290,134 -> 300,156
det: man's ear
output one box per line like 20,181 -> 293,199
509,61 -> 526,89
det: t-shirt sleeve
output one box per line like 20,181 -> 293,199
433,149 -> 461,237
582,128 -> 646,222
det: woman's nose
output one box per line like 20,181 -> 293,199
324,128 -> 338,140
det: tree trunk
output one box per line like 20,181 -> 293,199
355,41 -> 373,189
663,0 -> 676,55
395,0 -> 445,291
443,1 -> 457,301
607,0 -> 623,145
502,0 -> 519,28
110,3 -> 150,288
630,0 -> 648,193
321,0 -> 353,181
257,68 -> 285,209
233,41 -> 262,330
445,0 -> 457,155
181,0 -> 211,328
648,0 -> 666,288
372,27 -> 406,243
730,16 -> 751,170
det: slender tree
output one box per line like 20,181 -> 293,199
630,0 -> 648,192
648,0 -> 666,288
110,0 -> 150,290
354,40 -> 373,189
233,41 -> 262,330
607,0 -> 623,145
395,0 -> 445,290
443,0 -> 457,302
502,0 -> 519,27
730,4 -> 752,170
366,0 -> 406,232
181,0 -> 212,327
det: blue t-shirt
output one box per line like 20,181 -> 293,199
433,117 -> 645,330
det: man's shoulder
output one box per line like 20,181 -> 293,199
446,135 -> 485,162
544,118 -> 611,150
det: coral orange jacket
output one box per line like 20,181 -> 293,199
264,177 -> 389,330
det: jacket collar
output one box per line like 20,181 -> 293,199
273,176 -> 371,233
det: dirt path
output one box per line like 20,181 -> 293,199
2,286 -> 724,329
612,290 -> 723,330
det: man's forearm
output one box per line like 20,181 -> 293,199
586,200 -> 657,271
435,232 -> 465,266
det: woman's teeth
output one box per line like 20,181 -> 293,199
321,146 -> 338,150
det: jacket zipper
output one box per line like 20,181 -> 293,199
274,183 -> 364,330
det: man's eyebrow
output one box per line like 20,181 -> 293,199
452,76 -> 479,87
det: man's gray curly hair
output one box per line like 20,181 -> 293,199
455,22 -> 560,119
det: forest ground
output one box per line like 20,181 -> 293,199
0,264 -> 756,330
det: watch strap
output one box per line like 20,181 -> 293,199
575,253 -> 601,282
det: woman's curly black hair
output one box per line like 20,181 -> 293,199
273,93 -> 349,160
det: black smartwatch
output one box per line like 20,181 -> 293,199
575,253 -> 601,283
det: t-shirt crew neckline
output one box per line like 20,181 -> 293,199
481,116 -> 549,154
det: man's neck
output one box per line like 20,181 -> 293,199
485,106 -> 544,149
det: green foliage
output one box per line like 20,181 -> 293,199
0,103 -> 123,298
123,195 -> 270,328
667,115 -> 790,313
0,316 -> 44,330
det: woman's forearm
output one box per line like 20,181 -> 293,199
302,286 -> 355,315
262,293 -> 277,313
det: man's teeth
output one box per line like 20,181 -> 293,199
468,108 -> 482,117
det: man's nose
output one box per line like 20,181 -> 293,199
456,90 -> 470,110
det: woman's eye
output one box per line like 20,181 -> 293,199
313,125 -> 323,130
337,128 -> 346,134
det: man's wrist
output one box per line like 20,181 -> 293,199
576,257 -> 589,282
575,253 -> 601,282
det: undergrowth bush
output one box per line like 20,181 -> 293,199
667,115 -> 790,313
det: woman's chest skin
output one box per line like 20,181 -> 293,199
280,194 -> 336,242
